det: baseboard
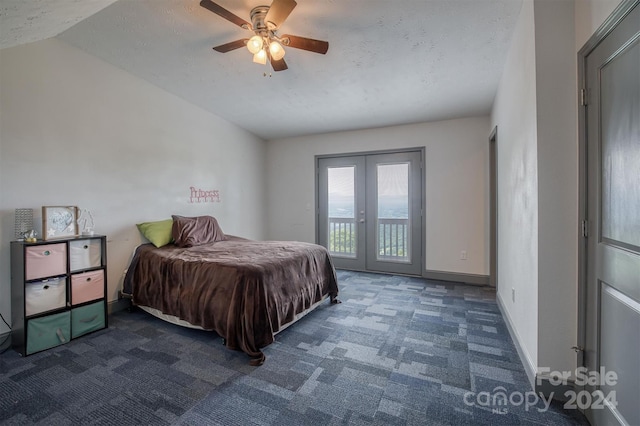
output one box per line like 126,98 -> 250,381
108,298 -> 131,315
335,267 -> 489,286
496,292 -> 537,390
534,375 -> 576,401
423,270 -> 489,286
0,331 -> 11,352
495,293 -> 578,400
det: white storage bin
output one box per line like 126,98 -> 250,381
25,277 -> 67,316
69,239 -> 102,272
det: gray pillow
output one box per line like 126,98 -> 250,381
171,215 -> 226,248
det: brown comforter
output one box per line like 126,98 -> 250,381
123,237 -> 339,365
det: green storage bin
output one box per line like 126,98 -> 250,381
71,301 -> 105,338
26,311 -> 71,355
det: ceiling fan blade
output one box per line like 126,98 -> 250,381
265,0 -> 297,30
213,39 -> 248,53
200,0 -> 251,29
281,35 -> 329,54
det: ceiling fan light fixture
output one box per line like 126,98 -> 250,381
247,35 -> 264,54
269,40 -> 285,60
253,48 -> 267,64
201,0 -> 328,72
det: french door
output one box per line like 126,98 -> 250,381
317,150 -> 423,275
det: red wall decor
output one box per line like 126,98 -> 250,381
189,187 -> 220,203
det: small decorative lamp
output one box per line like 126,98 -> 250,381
14,208 -> 33,240
77,209 -> 95,235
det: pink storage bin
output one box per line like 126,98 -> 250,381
25,244 -> 67,281
71,270 -> 104,305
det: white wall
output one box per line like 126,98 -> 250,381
491,0 -> 539,373
266,116 -> 490,277
0,38 -> 266,334
534,0 -> 578,376
575,0 -> 622,48
491,0 -> 624,385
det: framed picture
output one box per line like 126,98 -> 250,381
42,206 -> 78,240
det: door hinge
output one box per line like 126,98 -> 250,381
572,345 -> 585,366
581,220 -> 588,238
580,88 -> 588,106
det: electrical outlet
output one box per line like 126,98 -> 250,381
460,250 -> 467,260
512,288 -> 515,303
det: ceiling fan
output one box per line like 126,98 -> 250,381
200,0 -> 329,71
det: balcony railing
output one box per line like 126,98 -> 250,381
328,217 -> 357,258
377,218 -> 409,261
328,217 -> 409,261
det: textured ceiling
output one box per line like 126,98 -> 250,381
0,0 -> 118,50
2,0 -> 523,140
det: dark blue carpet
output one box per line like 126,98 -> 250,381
0,270 -> 589,425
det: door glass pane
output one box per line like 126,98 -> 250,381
600,42 -> 640,251
377,163 -> 410,262
328,166 -> 356,258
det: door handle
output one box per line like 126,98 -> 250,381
359,219 -> 365,223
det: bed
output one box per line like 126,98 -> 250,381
122,215 -> 340,365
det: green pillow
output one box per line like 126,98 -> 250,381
136,219 -> 173,248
